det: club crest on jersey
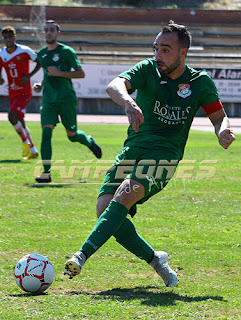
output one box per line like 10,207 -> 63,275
53,54 -> 60,62
177,84 -> 191,98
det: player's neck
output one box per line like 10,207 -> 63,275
167,64 -> 186,80
7,44 -> 17,54
47,41 -> 58,51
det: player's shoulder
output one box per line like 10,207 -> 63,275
0,47 -> 6,58
58,42 -> 76,53
16,43 -> 35,54
38,45 -> 47,52
37,46 -> 47,55
138,58 -> 155,67
186,65 -> 212,82
187,65 -> 209,77
132,58 -> 155,71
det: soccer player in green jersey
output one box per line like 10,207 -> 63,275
33,20 -> 102,183
64,21 -> 235,287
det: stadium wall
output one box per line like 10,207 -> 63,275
0,5 -> 241,116
0,5 -> 241,24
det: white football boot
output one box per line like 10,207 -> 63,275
64,251 -> 86,279
149,251 -> 178,287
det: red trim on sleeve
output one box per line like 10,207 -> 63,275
201,100 -> 223,115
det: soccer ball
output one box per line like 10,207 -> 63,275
14,253 -> 55,294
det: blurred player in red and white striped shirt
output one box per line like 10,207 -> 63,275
0,26 -> 41,159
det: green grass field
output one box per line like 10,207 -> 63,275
0,121 -> 240,320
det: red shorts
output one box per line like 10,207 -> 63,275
9,95 -> 32,118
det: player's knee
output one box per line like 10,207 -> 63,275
113,179 -> 145,209
96,194 -> 114,218
25,126 -> 30,134
8,111 -> 17,124
67,134 -> 76,142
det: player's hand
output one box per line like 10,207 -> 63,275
32,82 -> 42,93
218,129 -> 235,149
19,75 -> 30,86
0,77 -> 4,85
125,100 -> 144,132
47,66 -> 61,77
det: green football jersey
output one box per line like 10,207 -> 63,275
37,43 -> 81,104
120,59 -> 220,159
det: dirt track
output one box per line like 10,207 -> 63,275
0,112 -> 240,133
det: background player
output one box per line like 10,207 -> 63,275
64,21 -> 235,287
33,20 -> 102,183
0,26 -> 41,159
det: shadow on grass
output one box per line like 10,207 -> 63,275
0,159 -> 22,163
29,182 -> 87,188
66,286 -> 226,306
30,183 -> 68,188
9,292 -> 49,297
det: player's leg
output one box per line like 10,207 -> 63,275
65,193 -> 113,278
17,117 -> 38,159
65,178 -> 177,287
67,185 -> 177,286
67,130 -> 102,159
8,109 -> 30,156
35,125 -> 54,183
113,151 -> 178,286
64,179 -> 145,278
98,195 -> 177,287
96,193 -> 154,263
59,102 -> 102,158
65,147 -> 178,286
64,147 -> 136,276
20,96 -> 38,158
23,125 -> 38,159
80,179 -> 145,256
8,109 -> 28,140
113,216 -> 177,286
35,103 -> 58,183
9,95 -> 37,158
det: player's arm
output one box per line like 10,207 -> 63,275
106,77 -> 144,132
0,74 -> 4,85
20,58 -> 42,86
0,65 -> 4,85
29,58 -> 41,78
208,108 -> 235,149
47,66 -> 85,79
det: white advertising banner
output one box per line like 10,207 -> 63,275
197,67 -> 241,103
0,63 -> 132,99
0,64 -> 241,102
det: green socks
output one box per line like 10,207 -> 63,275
41,129 -> 92,173
68,130 -> 92,147
41,127 -> 52,173
114,218 -> 154,263
81,200 -> 129,258
80,199 -> 154,263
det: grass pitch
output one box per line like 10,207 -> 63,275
0,121 -> 240,320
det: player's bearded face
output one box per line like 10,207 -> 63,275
156,55 -> 181,76
153,32 -> 184,76
44,25 -> 58,44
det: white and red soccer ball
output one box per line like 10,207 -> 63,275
14,253 -> 55,294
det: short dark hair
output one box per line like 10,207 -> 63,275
162,20 -> 191,49
44,20 -> 60,31
2,26 -> 16,36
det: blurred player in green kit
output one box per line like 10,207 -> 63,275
64,21 -> 235,287
33,20 -> 102,183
